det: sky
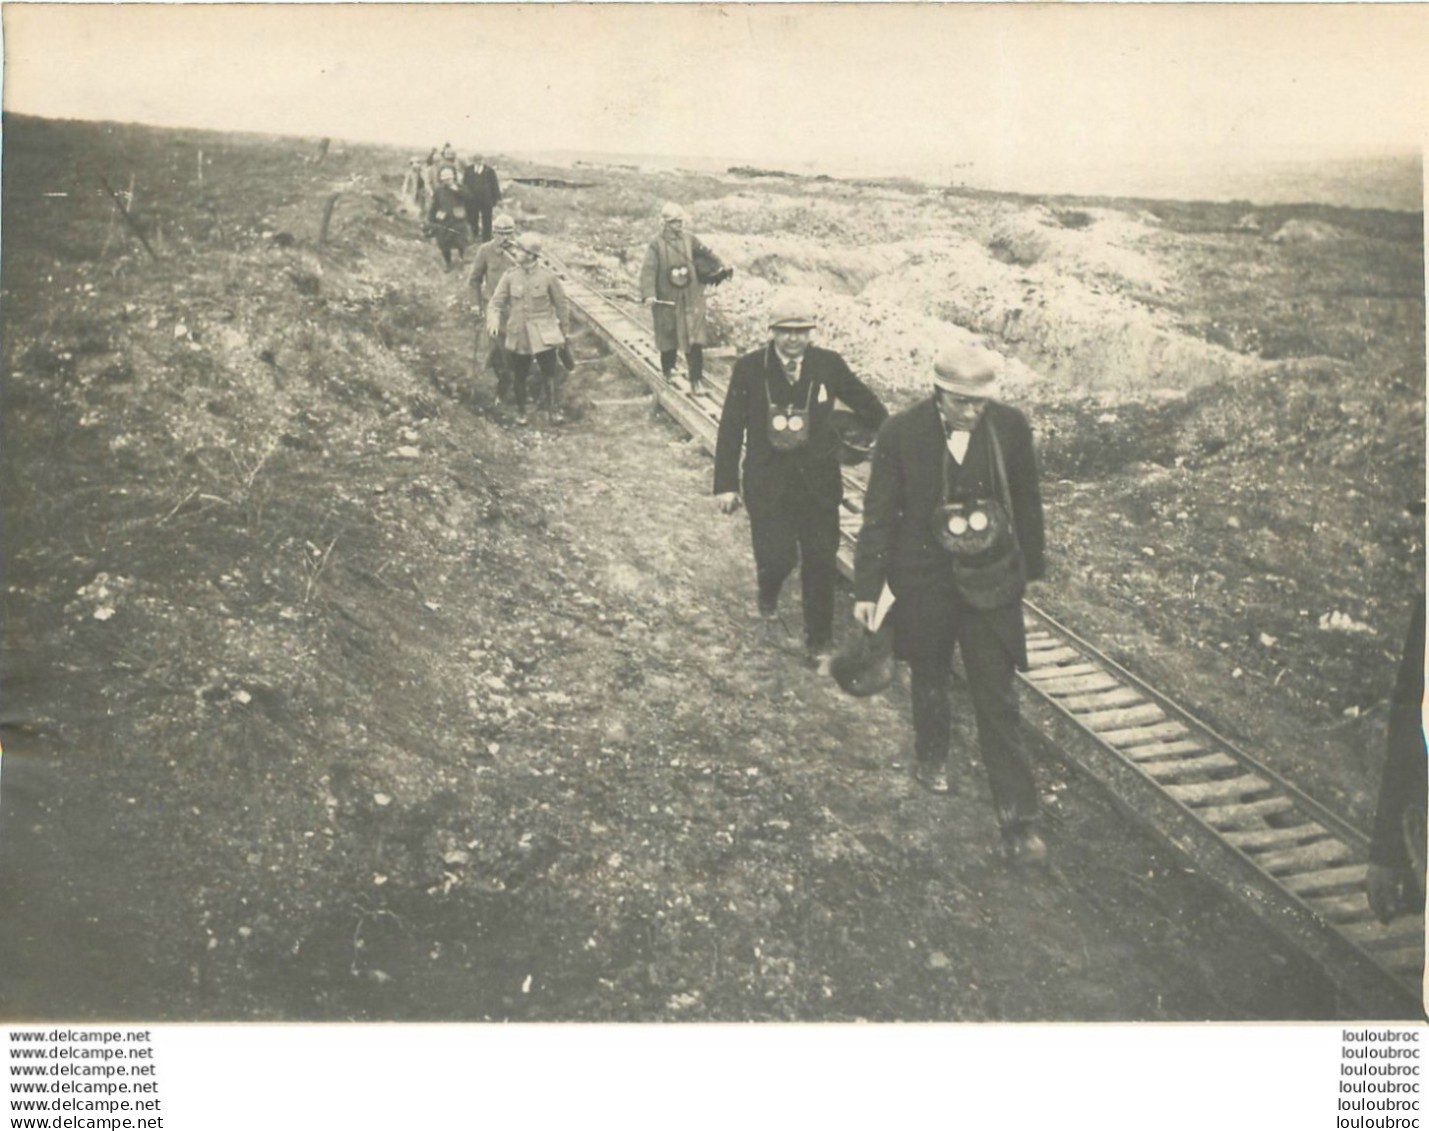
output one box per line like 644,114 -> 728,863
4,4 -> 1428,187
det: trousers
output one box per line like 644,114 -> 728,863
469,203 -> 494,242
660,345 -> 704,389
509,349 -> 561,413
748,500 -> 839,648
907,611 -> 1038,832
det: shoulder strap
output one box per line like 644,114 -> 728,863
761,345 -> 776,407
987,415 -> 1017,527
762,349 -> 817,413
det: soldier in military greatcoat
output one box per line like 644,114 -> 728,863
639,203 -> 729,394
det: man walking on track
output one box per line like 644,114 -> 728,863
714,291 -> 887,666
852,342 -> 1048,866
469,213 -> 520,403
639,202 -> 730,394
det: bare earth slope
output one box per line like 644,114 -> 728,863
0,117 -> 1421,1020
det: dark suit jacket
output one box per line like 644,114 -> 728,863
854,398 -> 1045,662
462,164 -> 502,208
714,344 -> 887,517
1371,598 -> 1427,872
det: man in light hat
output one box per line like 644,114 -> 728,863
469,213 -> 520,402
486,232 -> 571,424
852,342 -> 1048,864
714,290 -> 887,664
639,202 -> 730,394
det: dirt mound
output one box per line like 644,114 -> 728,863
1270,218 -> 1349,243
581,185 -> 1255,401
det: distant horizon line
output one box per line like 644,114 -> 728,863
7,111 -> 1422,212
8,109 -> 1420,169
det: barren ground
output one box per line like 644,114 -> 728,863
1,117 -> 1422,1021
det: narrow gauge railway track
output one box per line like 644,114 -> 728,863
544,252 -> 1425,1018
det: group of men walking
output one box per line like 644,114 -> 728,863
673,199 -> 1423,897
466,212 -> 572,425
438,190 -> 1424,896
713,281 -> 1048,866
639,200 -> 1047,864
451,191 -> 1052,863
404,143 -> 503,269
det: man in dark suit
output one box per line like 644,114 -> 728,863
715,291 -> 887,664
853,343 -> 1047,864
462,155 -> 503,242
1366,496 -> 1426,923
1367,596 -> 1427,922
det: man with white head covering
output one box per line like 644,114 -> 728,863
853,342 -> 1048,864
714,290 -> 886,664
402,157 -> 425,207
426,164 -> 470,270
638,202 -> 730,394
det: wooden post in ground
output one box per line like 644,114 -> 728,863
197,149 -> 204,186
97,171 -> 158,261
99,172 -> 134,260
320,193 -> 341,246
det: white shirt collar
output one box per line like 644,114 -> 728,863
946,430 -> 972,463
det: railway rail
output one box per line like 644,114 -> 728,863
544,250 -> 1425,1018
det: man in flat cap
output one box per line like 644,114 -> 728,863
639,202 -> 730,394
715,291 -> 887,664
853,342 -> 1048,864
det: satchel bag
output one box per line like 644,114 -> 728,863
829,622 -> 895,698
526,316 -> 565,351
935,421 -> 1026,610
